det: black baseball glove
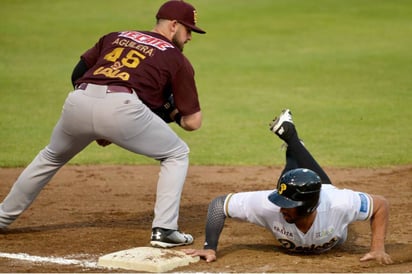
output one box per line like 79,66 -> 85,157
153,94 -> 176,123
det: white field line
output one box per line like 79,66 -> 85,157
0,251 -> 99,268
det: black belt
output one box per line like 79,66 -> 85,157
77,83 -> 134,94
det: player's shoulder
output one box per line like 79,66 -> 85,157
229,190 -> 275,210
232,190 -> 273,200
320,184 -> 355,194
319,185 -> 358,209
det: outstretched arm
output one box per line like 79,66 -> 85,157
360,194 -> 393,264
184,195 -> 228,262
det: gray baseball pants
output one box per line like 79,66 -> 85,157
0,84 -> 189,230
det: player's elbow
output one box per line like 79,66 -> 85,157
181,111 -> 202,131
371,194 -> 390,219
374,195 -> 389,209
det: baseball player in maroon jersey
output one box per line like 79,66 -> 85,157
184,109 -> 393,264
0,0 -> 205,248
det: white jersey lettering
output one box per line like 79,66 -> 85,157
119,31 -> 174,51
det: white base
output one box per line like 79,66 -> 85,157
97,247 -> 200,272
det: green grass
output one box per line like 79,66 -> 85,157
1,0 -> 411,167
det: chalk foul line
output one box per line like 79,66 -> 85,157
0,251 -> 99,268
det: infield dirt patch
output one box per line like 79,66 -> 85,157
0,164 -> 411,272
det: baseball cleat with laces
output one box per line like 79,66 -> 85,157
150,227 -> 194,248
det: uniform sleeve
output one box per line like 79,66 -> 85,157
225,191 -> 276,228
224,192 -> 249,220
325,185 -> 374,222
171,56 -> 201,115
354,192 -> 374,221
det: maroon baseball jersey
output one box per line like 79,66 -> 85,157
76,31 -> 200,116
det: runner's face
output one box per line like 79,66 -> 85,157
280,207 -> 300,223
172,23 -> 192,51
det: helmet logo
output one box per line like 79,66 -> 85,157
279,183 -> 287,195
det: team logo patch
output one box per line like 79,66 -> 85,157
193,10 -> 198,24
279,183 -> 287,195
359,193 -> 369,213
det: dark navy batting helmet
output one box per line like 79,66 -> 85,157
268,168 -> 321,215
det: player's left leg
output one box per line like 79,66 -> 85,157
270,109 -> 332,184
0,103 -> 94,228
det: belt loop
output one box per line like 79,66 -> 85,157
76,83 -> 133,94
76,83 -> 88,90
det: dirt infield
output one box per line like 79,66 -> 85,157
0,164 -> 411,272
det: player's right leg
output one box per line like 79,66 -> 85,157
96,93 -> 193,247
270,109 -> 332,184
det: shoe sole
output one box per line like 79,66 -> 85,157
270,109 -> 292,133
150,240 -> 191,248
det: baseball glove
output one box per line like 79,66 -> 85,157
153,94 -> 176,123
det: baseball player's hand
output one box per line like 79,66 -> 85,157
360,250 -> 393,264
96,139 -> 112,147
183,248 -> 216,263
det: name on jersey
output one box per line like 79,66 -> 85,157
112,38 -> 155,57
273,224 -> 335,240
273,225 -> 294,238
118,31 -> 174,51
